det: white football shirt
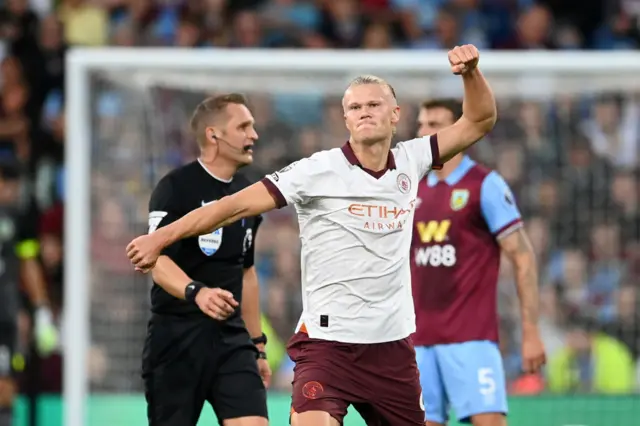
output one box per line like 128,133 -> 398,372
262,135 -> 441,344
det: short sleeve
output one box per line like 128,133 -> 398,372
148,176 -> 183,258
480,171 -> 523,239
243,214 -> 262,269
260,158 -> 317,208
397,134 -> 443,179
15,198 -> 40,260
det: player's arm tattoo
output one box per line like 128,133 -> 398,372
499,228 -> 539,330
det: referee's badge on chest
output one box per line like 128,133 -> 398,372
198,199 -> 223,256
198,228 -> 223,256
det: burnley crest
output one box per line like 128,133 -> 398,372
450,189 -> 469,211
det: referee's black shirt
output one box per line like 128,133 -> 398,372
147,160 -> 261,328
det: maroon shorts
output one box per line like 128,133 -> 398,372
287,331 -> 425,425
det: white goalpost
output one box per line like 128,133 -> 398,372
65,48 -> 640,426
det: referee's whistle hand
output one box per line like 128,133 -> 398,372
195,288 -> 239,321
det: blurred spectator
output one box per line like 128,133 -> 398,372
0,0 -> 39,52
602,285 -> 640,360
496,4 -> 555,49
580,94 -> 639,169
318,0 -> 365,48
361,20 -> 394,49
33,89 -> 64,212
588,222 -> 626,322
230,9 -> 264,47
39,201 -> 62,314
547,316 -> 635,393
0,56 -> 30,163
411,3 -> 488,49
24,14 -> 66,100
58,0 -> 108,46
555,249 -> 591,317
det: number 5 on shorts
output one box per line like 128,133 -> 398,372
478,368 -> 496,396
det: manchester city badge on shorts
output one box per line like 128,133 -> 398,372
450,189 -> 469,211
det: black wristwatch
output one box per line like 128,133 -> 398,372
251,333 -> 268,346
184,281 -> 205,303
257,350 -> 267,360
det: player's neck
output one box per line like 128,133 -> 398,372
434,154 -> 464,181
349,139 -> 391,172
198,153 -> 237,182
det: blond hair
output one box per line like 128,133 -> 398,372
347,75 -> 397,100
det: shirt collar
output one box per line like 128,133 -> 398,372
426,155 -> 475,187
341,141 -> 396,171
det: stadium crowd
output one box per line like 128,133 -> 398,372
0,0 -> 639,399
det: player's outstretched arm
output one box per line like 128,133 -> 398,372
437,45 -> 497,163
164,182 -> 276,243
127,182 -> 276,271
499,228 -> 546,373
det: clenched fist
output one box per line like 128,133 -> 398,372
448,44 -> 480,75
126,233 -> 163,273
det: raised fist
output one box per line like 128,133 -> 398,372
448,45 -> 480,75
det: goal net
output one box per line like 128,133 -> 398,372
65,49 -> 640,426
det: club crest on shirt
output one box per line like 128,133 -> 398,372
397,173 -> 411,194
198,200 -> 223,256
450,189 -> 469,211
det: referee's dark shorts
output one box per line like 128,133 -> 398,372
142,313 -> 267,426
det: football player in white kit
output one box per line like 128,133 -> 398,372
127,45 -> 497,426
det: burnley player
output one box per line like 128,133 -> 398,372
128,45 -> 497,426
411,99 -> 546,426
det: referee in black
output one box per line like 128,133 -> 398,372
142,94 -> 270,426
